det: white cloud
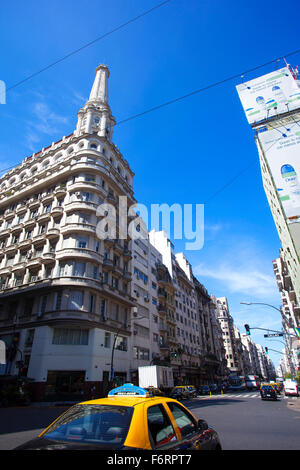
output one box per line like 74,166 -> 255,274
195,262 -> 277,298
25,100 -> 69,151
193,236 -> 280,301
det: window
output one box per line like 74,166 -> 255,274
167,402 -> 197,438
115,336 -> 127,351
52,328 -> 89,345
42,404 -> 133,445
54,292 -> 62,311
89,294 -> 95,312
24,298 -> 34,316
77,237 -> 88,249
147,405 -> 177,448
69,290 -> 84,310
104,332 -> 111,348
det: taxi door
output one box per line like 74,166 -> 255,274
145,402 -> 184,450
164,401 -> 212,450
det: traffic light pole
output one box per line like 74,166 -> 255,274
245,326 -> 296,380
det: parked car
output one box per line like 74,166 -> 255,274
144,387 -> 165,397
209,384 -> 218,394
198,385 -> 210,395
171,385 -> 196,399
169,387 -> 187,401
15,383 -> 222,450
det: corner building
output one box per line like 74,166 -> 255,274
0,65 -> 136,401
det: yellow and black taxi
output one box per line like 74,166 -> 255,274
260,383 -> 277,401
15,384 -> 221,450
170,385 -> 197,399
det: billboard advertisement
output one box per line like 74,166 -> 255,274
257,122 -> 300,223
236,67 -> 300,124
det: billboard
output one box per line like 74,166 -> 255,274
236,67 -> 300,124
257,122 -> 300,222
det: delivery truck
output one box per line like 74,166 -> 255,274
138,365 -> 174,394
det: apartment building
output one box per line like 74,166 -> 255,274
149,229 -> 227,385
0,65 -> 137,400
129,236 -> 163,383
273,254 -> 300,375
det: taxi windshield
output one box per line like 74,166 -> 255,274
42,404 -> 133,447
261,385 -> 274,391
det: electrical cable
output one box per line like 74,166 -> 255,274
6,0 -> 173,92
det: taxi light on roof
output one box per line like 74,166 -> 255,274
108,383 -> 150,397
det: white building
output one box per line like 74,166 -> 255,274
0,65 -> 138,400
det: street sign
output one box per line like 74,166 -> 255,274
264,333 -> 283,337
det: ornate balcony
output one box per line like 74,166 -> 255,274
46,228 -> 60,239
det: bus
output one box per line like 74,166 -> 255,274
228,375 -> 246,391
245,375 -> 261,390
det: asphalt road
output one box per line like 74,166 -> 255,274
189,391 -> 300,450
0,391 -> 299,450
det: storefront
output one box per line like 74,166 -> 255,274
44,370 -> 86,402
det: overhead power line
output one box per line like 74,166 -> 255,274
6,0 -> 173,92
116,48 -> 300,127
2,48 -> 300,202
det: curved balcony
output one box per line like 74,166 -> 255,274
37,212 -> 51,223
26,257 -> 42,268
0,266 -> 12,275
103,238 -> 114,248
4,243 -> 18,255
123,248 -> 132,260
112,265 -> 123,278
11,223 -> 24,233
24,218 -> 37,229
28,199 -> 40,210
60,223 -> 96,236
102,258 -> 113,270
113,240 -> 123,254
54,186 -> 67,198
11,261 -> 26,272
0,228 -> 11,238
18,238 -> 32,250
16,205 -> 27,216
32,233 -> 47,245
64,201 -> 98,213
42,252 -> 56,264
46,228 -> 60,239
51,206 -> 64,218
41,193 -> 54,204
56,248 -> 102,263
68,181 -> 106,198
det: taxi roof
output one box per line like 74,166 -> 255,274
78,384 -> 176,407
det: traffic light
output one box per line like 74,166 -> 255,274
244,324 -> 251,336
15,360 -> 25,377
265,347 -> 268,355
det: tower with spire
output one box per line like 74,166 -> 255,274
75,64 -> 116,142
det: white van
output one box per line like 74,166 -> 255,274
284,380 -> 299,397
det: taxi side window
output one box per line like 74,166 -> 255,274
167,402 -> 197,437
147,404 -> 177,448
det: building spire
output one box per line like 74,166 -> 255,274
89,64 -> 110,104
75,64 -> 115,140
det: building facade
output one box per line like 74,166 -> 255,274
0,65 -> 137,400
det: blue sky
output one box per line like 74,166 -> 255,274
1,0 -> 300,368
